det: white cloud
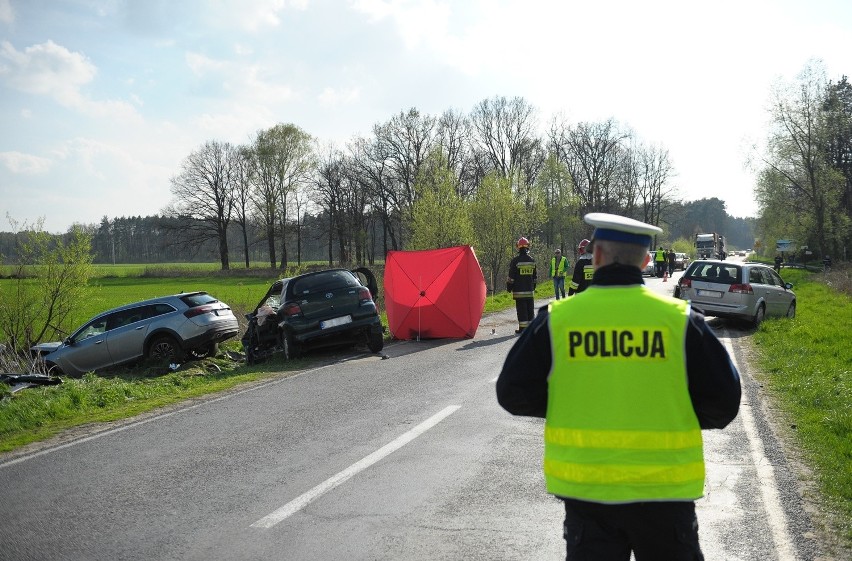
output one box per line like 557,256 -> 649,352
0,40 -> 95,96
318,86 -> 361,107
0,0 -> 12,24
352,0 -> 450,48
185,51 -> 297,106
0,40 -> 140,121
185,51 -> 227,77
234,43 -> 254,56
203,0 -> 308,32
0,151 -> 52,174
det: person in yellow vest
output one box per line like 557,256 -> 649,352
496,212 -> 741,560
654,245 -> 667,277
550,248 -> 569,300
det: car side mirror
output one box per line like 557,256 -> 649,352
785,282 -> 793,290
64,337 -> 74,346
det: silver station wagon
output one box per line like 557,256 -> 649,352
31,292 -> 239,376
674,260 -> 796,327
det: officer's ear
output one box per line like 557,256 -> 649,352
592,243 -> 603,268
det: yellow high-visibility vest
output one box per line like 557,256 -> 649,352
544,286 -> 704,503
550,256 -> 568,278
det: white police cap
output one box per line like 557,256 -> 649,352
584,212 -> 661,247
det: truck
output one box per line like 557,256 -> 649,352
695,232 -> 727,260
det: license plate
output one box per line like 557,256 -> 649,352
320,315 -> 352,329
696,289 -> 723,298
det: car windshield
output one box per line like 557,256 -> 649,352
291,270 -> 359,295
686,262 -> 740,284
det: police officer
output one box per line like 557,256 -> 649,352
496,213 -> 741,560
567,239 -> 593,296
550,248 -> 569,300
507,237 -> 537,333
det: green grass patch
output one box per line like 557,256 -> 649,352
0,355 -> 306,452
750,267 -> 852,546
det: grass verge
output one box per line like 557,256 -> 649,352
0,348 -> 304,453
750,266 -> 852,550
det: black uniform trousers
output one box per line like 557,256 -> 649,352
514,297 -> 535,330
562,499 -> 704,561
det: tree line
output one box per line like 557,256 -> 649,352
6,61 -> 848,285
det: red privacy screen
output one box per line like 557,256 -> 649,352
384,245 -> 487,340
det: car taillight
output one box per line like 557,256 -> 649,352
358,286 -> 373,302
184,304 -> 216,318
281,302 -> 302,316
679,278 -> 692,288
729,283 -> 754,294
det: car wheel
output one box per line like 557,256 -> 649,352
282,332 -> 302,360
148,335 -> 183,362
751,303 -> 766,328
786,302 -> 796,319
367,330 -> 384,353
188,342 -> 217,360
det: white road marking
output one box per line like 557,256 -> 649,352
250,405 -> 462,529
721,335 -> 797,561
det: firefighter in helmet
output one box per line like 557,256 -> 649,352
507,237 -> 537,333
568,238 -> 593,296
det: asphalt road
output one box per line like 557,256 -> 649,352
0,264 -> 826,560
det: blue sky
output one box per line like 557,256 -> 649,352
1,0 -> 851,234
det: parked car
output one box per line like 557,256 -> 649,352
31,292 -> 239,376
642,253 -> 656,276
675,252 -> 690,270
674,260 -> 796,326
241,268 -> 384,364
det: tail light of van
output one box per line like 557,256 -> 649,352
729,283 -> 754,294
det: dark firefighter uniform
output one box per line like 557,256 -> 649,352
568,238 -> 593,296
496,213 -> 741,561
507,237 -> 537,333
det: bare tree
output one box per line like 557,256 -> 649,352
165,140 -> 236,270
436,108 -> 477,198
231,145 -> 255,268
312,143 -> 346,265
635,143 -> 676,227
551,118 -> 632,214
469,96 -> 540,188
348,136 -> 400,253
375,108 -> 437,210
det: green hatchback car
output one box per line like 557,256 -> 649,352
241,268 -> 384,363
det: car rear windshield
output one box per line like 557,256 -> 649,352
291,270 -> 359,295
685,263 -> 740,285
181,292 -> 217,307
